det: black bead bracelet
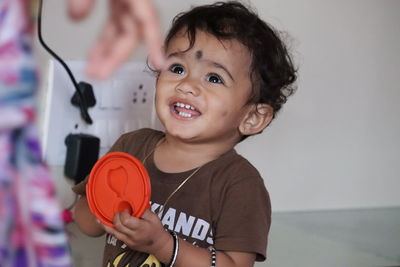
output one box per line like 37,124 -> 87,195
208,246 -> 216,267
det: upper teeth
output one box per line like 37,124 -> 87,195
175,102 -> 195,110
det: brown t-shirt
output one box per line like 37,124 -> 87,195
73,128 -> 271,266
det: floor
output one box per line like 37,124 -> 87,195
67,207 -> 400,267
256,207 -> 400,267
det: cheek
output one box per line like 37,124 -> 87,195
208,100 -> 233,120
154,88 -> 160,106
221,111 -> 228,117
207,93 -> 239,117
155,79 -> 168,101
154,88 -> 166,114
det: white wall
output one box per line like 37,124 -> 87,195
36,0 -> 400,211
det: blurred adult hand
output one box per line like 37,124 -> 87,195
67,0 -> 165,79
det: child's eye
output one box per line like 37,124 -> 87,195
206,73 -> 224,84
169,64 -> 185,75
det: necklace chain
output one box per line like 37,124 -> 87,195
142,138 -> 202,217
157,166 -> 201,216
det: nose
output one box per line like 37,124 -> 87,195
176,76 -> 200,96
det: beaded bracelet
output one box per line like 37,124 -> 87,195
168,231 -> 179,267
208,246 -> 216,267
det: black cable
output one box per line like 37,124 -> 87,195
37,0 -> 93,124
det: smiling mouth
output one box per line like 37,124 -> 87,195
172,102 -> 201,118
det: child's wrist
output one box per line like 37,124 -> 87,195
167,231 -> 179,266
152,228 -> 175,264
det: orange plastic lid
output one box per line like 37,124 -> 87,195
86,152 -> 151,226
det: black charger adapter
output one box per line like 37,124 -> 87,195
64,133 -> 100,184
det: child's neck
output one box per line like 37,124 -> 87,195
153,134 -> 236,173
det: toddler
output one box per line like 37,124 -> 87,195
73,1 -> 296,266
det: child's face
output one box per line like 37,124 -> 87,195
155,30 -> 253,144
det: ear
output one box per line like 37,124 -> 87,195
239,104 -> 274,136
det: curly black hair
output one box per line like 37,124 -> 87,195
164,1 -> 297,119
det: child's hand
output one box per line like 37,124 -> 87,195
102,209 -> 171,256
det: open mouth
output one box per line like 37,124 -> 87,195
171,102 -> 201,118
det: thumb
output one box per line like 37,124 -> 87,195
140,209 -> 157,220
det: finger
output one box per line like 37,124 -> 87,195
118,210 -> 145,231
145,25 -> 166,71
119,210 -> 136,225
87,17 -> 140,79
114,211 -> 136,233
87,34 -> 137,79
87,21 -> 117,68
103,224 -> 130,244
140,209 -> 155,220
86,0 -> 130,78
103,223 -> 121,237
129,0 -> 166,70
102,224 -> 114,234
67,0 -> 95,20
87,32 -> 139,79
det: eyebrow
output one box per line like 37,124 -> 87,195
210,61 -> 235,82
167,51 -> 185,59
167,51 -> 235,82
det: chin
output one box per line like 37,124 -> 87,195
159,116 -> 199,141
165,126 -> 198,141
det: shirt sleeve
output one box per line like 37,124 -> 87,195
213,174 -> 271,261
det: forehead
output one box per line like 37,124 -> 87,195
165,30 -> 252,70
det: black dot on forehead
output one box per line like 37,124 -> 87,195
195,50 -> 203,59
